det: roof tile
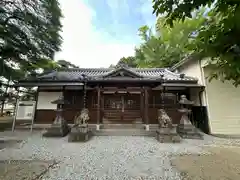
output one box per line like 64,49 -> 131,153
38,68 -> 197,82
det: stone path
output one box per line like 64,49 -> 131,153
0,131 -> 239,180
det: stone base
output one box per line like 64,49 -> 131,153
156,126 -> 181,143
145,124 -> 149,131
177,124 -> 203,139
68,126 -> 92,142
42,123 -> 70,137
96,124 -> 100,131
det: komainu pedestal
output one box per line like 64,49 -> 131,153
177,95 -> 203,139
156,109 -> 181,143
68,125 -> 92,142
156,125 -> 181,143
68,108 -> 92,142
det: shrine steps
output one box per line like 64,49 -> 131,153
93,129 -> 156,137
101,123 -> 144,129
91,124 -> 156,136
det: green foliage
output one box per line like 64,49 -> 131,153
56,60 -> 79,69
152,0 -> 240,86
0,0 -> 63,114
116,56 -> 138,68
0,0 -> 63,81
109,64 -> 115,68
134,13 -> 205,68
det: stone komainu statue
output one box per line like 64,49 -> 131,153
74,108 -> 89,125
158,109 -> 173,128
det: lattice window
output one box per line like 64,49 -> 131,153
64,90 -> 84,109
124,95 -> 140,110
152,92 -> 177,108
92,95 -> 98,108
104,98 -> 122,109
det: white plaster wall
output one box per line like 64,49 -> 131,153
177,59 -> 240,135
38,87 -> 63,90
204,67 -> 240,135
3,103 -> 14,110
189,88 -> 201,106
37,92 -> 62,110
177,60 -> 207,106
178,60 -> 203,85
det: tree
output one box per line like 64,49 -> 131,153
0,0 -> 63,115
134,13 -> 205,68
56,60 -> 79,69
116,56 -> 138,68
135,27 -> 169,68
0,0 -> 63,81
109,64 -> 115,68
152,0 -> 240,86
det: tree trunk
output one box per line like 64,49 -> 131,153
0,79 -> 10,116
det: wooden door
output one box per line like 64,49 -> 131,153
103,94 -> 141,123
123,94 -> 141,123
103,94 -> 123,123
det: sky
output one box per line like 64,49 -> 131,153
55,0 -> 156,68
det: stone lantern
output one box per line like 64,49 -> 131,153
42,95 -> 70,137
177,95 -> 203,139
68,74 -> 92,142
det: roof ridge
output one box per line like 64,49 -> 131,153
164,68 -> 198,81
164,68 -> 181,76
132,67 -> 166,71
55,67 -> 168,72
26,67 -> 199,83
56,68 -> 112,72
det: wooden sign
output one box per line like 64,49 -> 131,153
15,101 -> 36,120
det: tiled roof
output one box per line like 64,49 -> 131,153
37,67 -> 197,82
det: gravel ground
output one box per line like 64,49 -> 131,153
0,131 -> 239,180
171,146 -> 240,180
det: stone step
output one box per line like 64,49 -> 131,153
178,133 -> 203,139
101,124 -> 144,129
149,124 -> 159,130
93,129 -> 155,136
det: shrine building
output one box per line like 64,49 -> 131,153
17,66 -> 207,132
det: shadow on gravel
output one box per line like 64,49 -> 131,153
0,139 -> 22,150
171,146 -> 240,180
0,160 -> 58,180
0,119 -> 13,131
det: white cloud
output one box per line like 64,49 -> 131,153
55,0 -> 135,68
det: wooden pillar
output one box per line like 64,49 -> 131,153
161,86 -> 165,109
11,87 -> 20,132
96,86 -> 101,130
33,87 -> 39,123
140,88 -> 144,123
144,87 -> 149,130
